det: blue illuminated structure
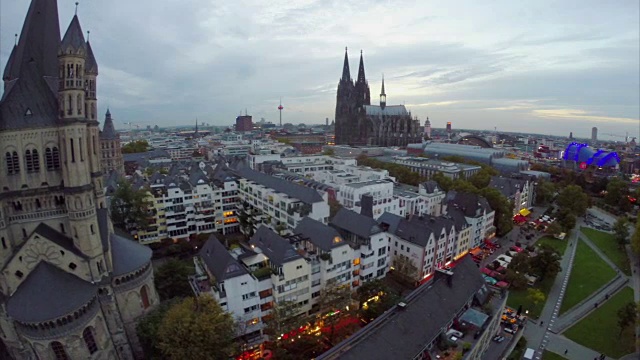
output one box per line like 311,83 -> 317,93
563,143 -> 620,168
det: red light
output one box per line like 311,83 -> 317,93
579,162 -> 587,169
278,105 -> 284,110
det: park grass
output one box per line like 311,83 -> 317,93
542,350 -> 567,360
581,227 -> 631,275
536,236 -> 568,255
564,287 -> 636,359
506,276 -> 554,319
560,240 -> 616,314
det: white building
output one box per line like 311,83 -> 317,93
391,156 -> 482,180
489,176 -> 534,216
312,166 -> 395,186
338,180 -> 401,219
443,191 -> 496,248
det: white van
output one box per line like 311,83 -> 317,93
497,255 -> 513,264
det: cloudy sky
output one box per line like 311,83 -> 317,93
1,0 -> 639,139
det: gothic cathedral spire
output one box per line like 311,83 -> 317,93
357,50 -> 366,83
380,75 -> 386,109
341,47 -> 351,82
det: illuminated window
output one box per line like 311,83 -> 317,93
333,236 -> 342,244
353,258 -> 360,266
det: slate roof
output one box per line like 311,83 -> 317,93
446,207 -> 470,231
110,233 -> 152,276
7,262 -> 97,323
2,45 -> 17,81
85,41 -> 98,74
122,149 -> 170,164
294,217 -> 344,252
249,226 -> 301,266
236,167 -> 323,204
96,208 -> 111,252
363,104 -> 409,117
33,223 -> 88,259
60,15 -> 86,53
101,109 -> 118,139
199,234 -> 247,282
421,180 -> 440,194
489,176 -> 527,199
318,257 -> 487,360
378,212 -> 454,247
445,191 -> 492,218
330,208 -> 382,239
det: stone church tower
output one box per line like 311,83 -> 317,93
0,1 -> 158,359
100,109 -> 124,174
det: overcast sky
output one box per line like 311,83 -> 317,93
1,0 -> 639,139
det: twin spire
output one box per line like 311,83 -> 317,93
341,47 -> 367,84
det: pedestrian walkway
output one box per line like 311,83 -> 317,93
582,235 -> 623,272
624,244 -> 640,354
545,334 -> 614,360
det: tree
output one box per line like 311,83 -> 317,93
329,198 -> 343,220
545,222 -> 563,236
262,301 -> 307,339
479,187 -> 514,236
122,140 -> 150,154
617,302 -> 637,335
154,259 -> 194,301
432,172 -> 454,192
535,179 -> 556,205
316,283 -> 354,345
392,254 -> 418,284
356,279 -> 400,322
450,179 -> 479,194
605,178 -> 629,206
157,296 -> 237,360
468,168 -> 497,189
556,208 -> 577,231
613,218 -> 630,249
508,252 -> 531,274
323,148 -> 335,156
527,288 -> 546,307
556,185 -> 589,216
504,269 -> 528,290
110,180 -> 151,230
136,298 -> 181,359
632,216 -> 640,256
529,244 -> 562,281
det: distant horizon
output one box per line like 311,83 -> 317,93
2,1 -> 638,138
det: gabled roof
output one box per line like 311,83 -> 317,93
489,176 -> 527,199
2,45 -> 18,81
378,212 -> 454,247
320,257 -> 487,360
199,234 -> 247,282
60,15 -> 86,53
363,105 -> 408,117
330,208 -> 382,239
33,223 -> 88,259
421,180 -> 441,194
7,262 -> 97,323
294,217 -> 344,252
445,191 -> 492,218
85,41 -> 98,75
249,226 -> 301,266
110,233 -> 152,276
446,207 -> 470,232
236,167 -> 323,204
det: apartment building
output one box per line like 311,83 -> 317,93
418,180 -> 447,216
489,176 -> 534,216
248,154 -> 357,174
391,156 -> 482,180
312,166 -> 395,186
443,191 -> 496,248
379,213 -> 457,282
330,209 -> 391,282
338,180 -> 401,219
235,168 -> 330,235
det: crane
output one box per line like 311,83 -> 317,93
602,132 -> 630,141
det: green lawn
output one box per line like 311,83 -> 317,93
581,227 -> 631,275
564,287 -> 636,359
542,350 -> 567,360
560,240 -> 616,314
507,276 -> 554,319
536,236 -> 568,255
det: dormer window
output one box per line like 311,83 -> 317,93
25,108 -> 32,116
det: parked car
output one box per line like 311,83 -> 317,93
504,327 -> 516,334
493,335 -> 505,342
510,246 -> 523,253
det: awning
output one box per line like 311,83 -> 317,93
470,248 -> 483,256
519,208 -> 531,217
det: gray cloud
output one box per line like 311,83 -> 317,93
0,0 -> 637,137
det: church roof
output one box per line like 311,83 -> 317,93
2,45 -> 18,81
85,41 -> 98,75
33,223 -> 89,259
110,233 -> 152,276
60,15 -> 86,53
7,262 -> 97,323
101,109 -> 118,139
0,0 -> 61,131
363,105 -> 409,117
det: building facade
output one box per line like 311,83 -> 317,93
335,49 -> 421,147
236,115 -> 253,132
0,2 -> 158,359
100,109 -> 124,173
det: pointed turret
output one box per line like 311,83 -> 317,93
341,47 -> 351,82
60,15 -> 86,54
85,41 -> 98,75
0,0 -> 61,131
380,75 -> 387,109
102,109 -> 117,139
357,50 -> 366,83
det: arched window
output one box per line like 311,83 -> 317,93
50,341 -> 69,360
25,150 -> 32,171
140,285 -> 150,309
77,95 -> 83,115
67,95 -> 72,115
83,327 -> 98,354
32,149 -> 40,171
5,151 -> 19,175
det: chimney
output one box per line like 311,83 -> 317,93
360,194 -> 374,218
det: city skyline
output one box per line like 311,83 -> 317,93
1,0 -> 638,138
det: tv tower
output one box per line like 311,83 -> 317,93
278,98 -> 284,126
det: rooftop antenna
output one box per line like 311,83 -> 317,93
75,2 -> 79,15
14,34 -> 18,46
278,98 -> 284,126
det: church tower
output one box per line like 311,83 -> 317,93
100,109 -> 124,174
354,50 -> 370,109
0,1 -> 158,359
379,75 -> 387,109
334,47 -> 357,145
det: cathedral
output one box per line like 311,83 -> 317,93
100,109 -> 124,174
334,48 -> 422,147
0,1 -> 158,359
